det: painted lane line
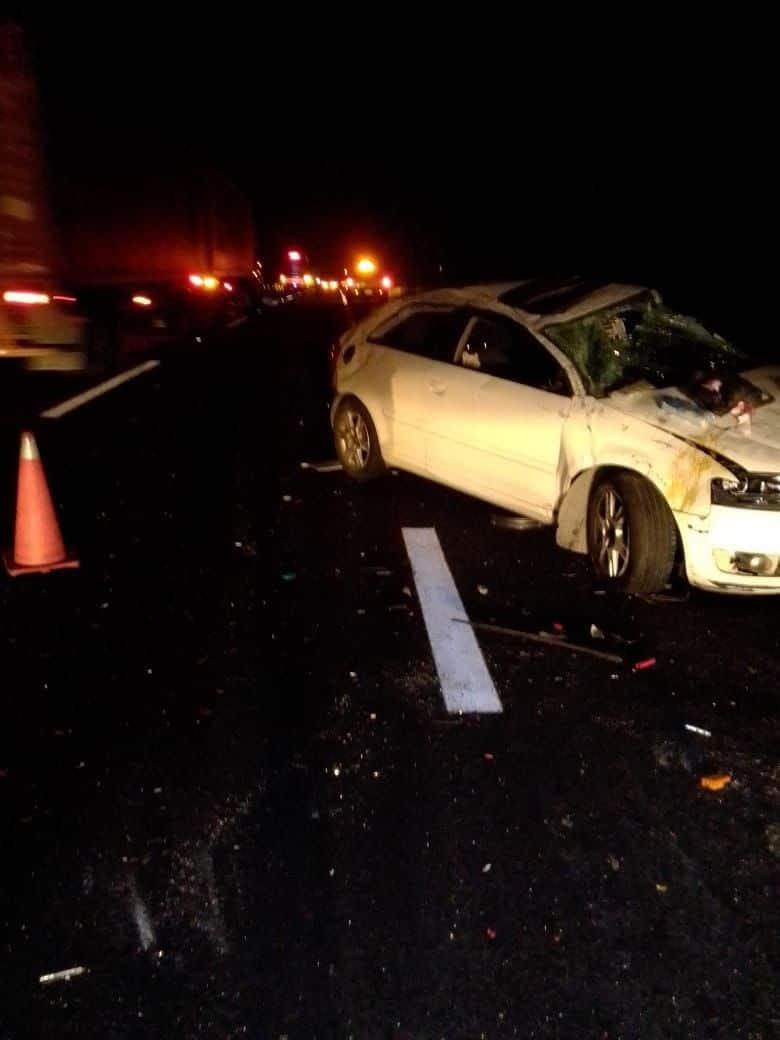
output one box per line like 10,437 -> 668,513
41,360 -> 160,419
402,527 -> 502,715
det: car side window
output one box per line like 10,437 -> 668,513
373,309 -> 467,363
460,315 -> 571,395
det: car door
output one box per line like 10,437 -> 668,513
368,306 -> 469,471
449,312 -> 573,519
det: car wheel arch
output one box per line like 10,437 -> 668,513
556,464 -> 681,555
331,392 -> 390,450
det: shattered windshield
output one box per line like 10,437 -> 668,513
544,293 -> 748,399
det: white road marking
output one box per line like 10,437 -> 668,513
402,527 -> 502,714
40,360 -> 160,419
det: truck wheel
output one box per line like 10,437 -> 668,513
587,471 -> 677,594
333,398 -> 385,481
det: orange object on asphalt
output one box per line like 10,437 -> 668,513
700,774 -> 732,791
3,431 -> 79,576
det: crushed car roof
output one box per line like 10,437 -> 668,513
405,279 -> 648,325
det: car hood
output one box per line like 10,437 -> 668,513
605,365 -> 780,472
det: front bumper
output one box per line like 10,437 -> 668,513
677,504 -> 780,594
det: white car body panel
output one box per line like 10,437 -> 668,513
332,283 -> 780,594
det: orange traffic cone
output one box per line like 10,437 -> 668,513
3,431 -> 79,576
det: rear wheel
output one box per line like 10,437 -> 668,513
333,398 -> 385,481
588,471 -> 677,594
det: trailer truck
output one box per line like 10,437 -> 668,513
0,20 -> 256,370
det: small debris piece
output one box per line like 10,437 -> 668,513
361,566 -> 392,577
482,863 -> 492,873
633,657 -> 657,671
483,753 -> 494,762
655,883 -> 668,894
304,460 -> 342,473
39,966 -> 87,985
561,815 -> 574,830
282,495 -> 292,502
590,624 -> 605,640
280,572 -> 296,582
477,585 -> 489,596
765,823 -> 780,859
684,723 -> 712,738
402,586 -> 412,597
607,854 -> 620,872
552,622 -> 565,634
490,514 -> 544,532
485,927 -> 497,941
700,774 -> 731,791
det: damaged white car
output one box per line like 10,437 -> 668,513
330,279 -> 780,594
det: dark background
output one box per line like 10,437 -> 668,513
21,12 -> 777,345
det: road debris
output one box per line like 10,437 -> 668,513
483,752 -> 494,762
607,854 -> 620,872
477,585 -> 489,596
39,966 -> 87,985
361,565 -> 392,576
632,657 -> 657,671
301,460 -> 342,473
490,514 -> 544,532
765,823 -> 780,859
655,883 -> 668,894
454,619 -> 624,664
280,572 -> 296,582
485,927 -> 497,941
700,774 -> 732,791
684,723 -> 712,738
482,862 -> 492,873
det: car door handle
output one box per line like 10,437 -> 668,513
428,379 -> 447,395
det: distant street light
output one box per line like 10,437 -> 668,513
288,250 -> 302,262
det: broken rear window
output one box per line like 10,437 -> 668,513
544,294 -> 750,399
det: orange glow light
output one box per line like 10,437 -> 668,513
288,250 -> 302,262
223,281 -> 233,292
189,274 -> 204,287
345,277 -> 355,288
356,257 -> 377,276
328,280 -> 339,290
132,294 -> 153,307
203,275 -> 219,290
52,294 -> 77,303
3,290 -> 50,305
381,275 -> 393,289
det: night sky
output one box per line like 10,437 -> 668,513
19,13 -> 777,344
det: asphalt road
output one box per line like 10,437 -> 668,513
0,302 -> 778,1038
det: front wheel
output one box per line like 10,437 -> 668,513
333,398 -> 385,481
587,471 -> 677,594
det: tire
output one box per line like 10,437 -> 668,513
587,471 -> 677,594
333,397 -> 385,482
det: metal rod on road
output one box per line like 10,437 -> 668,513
453,619 -> 624,664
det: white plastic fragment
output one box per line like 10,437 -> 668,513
684,723 -> 712,738
39,966 -> 87,985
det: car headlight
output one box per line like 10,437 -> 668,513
711,474 -> 780,508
